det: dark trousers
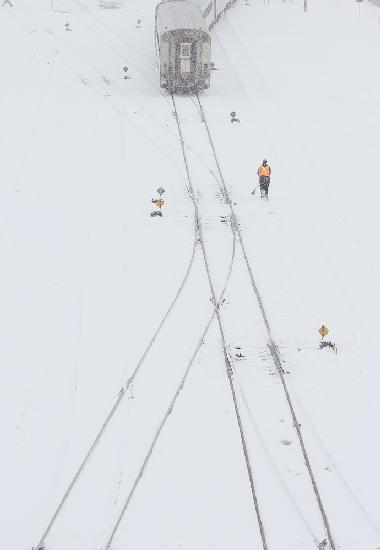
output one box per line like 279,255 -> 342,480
259,175 -> 270,196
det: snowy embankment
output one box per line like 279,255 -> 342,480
1,0 -> 380,549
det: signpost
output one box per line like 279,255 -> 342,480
151,187 -> 166,217
318,325 -> 337,353
356,0 -> 363,18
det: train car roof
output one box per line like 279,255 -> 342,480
156,0 -> 209,35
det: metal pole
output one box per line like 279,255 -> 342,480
356,0 -> 363,19
214,0 -> 217,24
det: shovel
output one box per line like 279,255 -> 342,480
251,183 -> 259,195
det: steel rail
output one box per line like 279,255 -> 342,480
234,367 -> 322,547
104,218 -> 237,550
196,94 -> 337,550
35,232 -> 199,549
171,94 -> 268,550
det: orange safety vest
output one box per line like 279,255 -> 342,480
258,165 -> 271,176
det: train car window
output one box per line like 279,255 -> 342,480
180,43 -> 192,59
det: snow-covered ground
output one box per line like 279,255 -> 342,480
1,0 -> 380,549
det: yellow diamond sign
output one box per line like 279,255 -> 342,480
153,199 -> 164,208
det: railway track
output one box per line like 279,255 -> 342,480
21,13 -> 234,545
18,7 -> 234,549
33,231 -> 204,549
171,93 -> 268,549
21,6 -> 338,548
170,93 -> 338,550
36,89 -> 338,550
34,225 -> 237,549
103,228 -> 237,549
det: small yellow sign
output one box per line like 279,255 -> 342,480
152,199 -> 164,209
319,325 -> 329,338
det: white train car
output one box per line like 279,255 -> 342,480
155,0 -> 211,93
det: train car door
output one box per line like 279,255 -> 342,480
179,42 -> 192,77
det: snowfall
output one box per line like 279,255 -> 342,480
1,0 -> 380,548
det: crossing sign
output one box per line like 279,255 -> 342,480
156,187 -> 165,196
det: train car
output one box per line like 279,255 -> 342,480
155,0 -> 211,93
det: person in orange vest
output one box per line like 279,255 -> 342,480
257,159 -> 271,199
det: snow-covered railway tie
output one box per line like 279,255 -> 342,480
172,93 -> 338,550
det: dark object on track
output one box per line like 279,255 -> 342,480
319,340 -> 337,353
230,111 -> 240,123
155,0 -> 211,93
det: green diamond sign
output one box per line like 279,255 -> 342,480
156,187 -> 166,196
